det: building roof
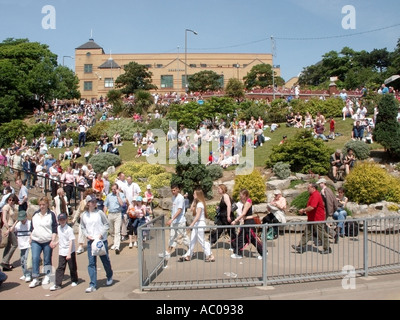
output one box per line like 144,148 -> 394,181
76,38 -> 104,51
98,58 -> 121,69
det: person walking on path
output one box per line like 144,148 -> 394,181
292,183 -> 332,254
209,184 -> 236,249
159,185 -> 190,258
50,213 -> 79,291
29,197 -> 58,288
179,189 -> 215,262
80,194 -> 113,293
1,194 -> 19,271
230,189 -> 264,260
103,183 -> 126,255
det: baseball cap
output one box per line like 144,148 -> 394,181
18,210 -> 27,221
142,198 -> 148,203
317,178 -> 327,184
58,213 -> 68,221
136,196 -> 143,202
146,184 -> 151,189
85,194 -> 97,203
274,189 -> 282,195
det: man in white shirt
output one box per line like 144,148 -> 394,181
160,185 -> 190,258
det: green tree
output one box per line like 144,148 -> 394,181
133,89 -> 154,114
244,64 -> 285,90
0,38 -> 79,123
374,94 -> 400,157
170,153 -> 213,199
52,65 -> 80,100
115,62 -> 157,95
266,130 -> 334,175
188,70 -> 222,93
225,78 -> 245,99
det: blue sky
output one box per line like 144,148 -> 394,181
1,0 -> 399,81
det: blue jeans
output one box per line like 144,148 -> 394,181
31,240 -> 53,279
87,239 -> 113,289
314,133 -> 328,141
20,248 -> 32,278
333,209 -> 347,235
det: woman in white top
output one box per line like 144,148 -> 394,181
179,189 -> 215,262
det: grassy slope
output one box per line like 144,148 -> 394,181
49,117 -> 382,170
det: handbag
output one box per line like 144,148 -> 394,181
0,227 -> 9,249
231,202 -> 238,214
91,238 -> 107,256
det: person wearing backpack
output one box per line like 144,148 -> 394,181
209,184 -> 237,249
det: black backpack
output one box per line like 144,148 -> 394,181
344,221 -> 359,237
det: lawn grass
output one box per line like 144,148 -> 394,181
51,117 -> 383,172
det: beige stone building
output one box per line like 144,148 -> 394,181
75,38 -> 280,100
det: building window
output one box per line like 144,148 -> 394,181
156,64 -> 163,68
161,75 -> 173,88
84,64 -> 93,73
189,64 -> 196,68
104,78 -> 114,88
181,75 -> 194,89
200,64 -> 207,68
84,81 -> 93,91
145,64 -> 152,68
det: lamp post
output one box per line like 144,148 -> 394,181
185,28 -> 198,93
270,36 -> 276,100
63,55 -> 73,67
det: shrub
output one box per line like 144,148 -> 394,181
28,123 -> 54,140
206,164 -> 224,181
171,154 -> 214,199
344,162 -> 400,204
265,99 -> 290,123
232,169 -> 266,204
291,191 -> 310,210
266,130 -> 334,175
343,140 -> 370,160
291,97 -> 344,118
273,162 -> 291,179
86,121 -> 111,142
88,153 -> 121,174
207,205 -> 217,221
374,94 -> 400,157
109,162 -> 171,198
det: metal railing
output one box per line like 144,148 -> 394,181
1,165 -> 81,209
138,215 -> 400,290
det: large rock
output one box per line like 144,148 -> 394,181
107,166 -> 116,174
267,179 -> 291,191
157,186 -> 172,199
252,203 -> 269,214
158,198 -> 172,211
27,204 -> 39,220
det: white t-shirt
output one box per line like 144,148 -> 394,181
172,193 -> 186,224
194,202 -> 206,225
57,224 -> 76,256
15,220 -> 31,250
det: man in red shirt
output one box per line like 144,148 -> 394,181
292,183 -> 332,254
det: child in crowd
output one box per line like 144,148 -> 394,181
135,146 -> 143,158
50,213 -> 78,291
329,116 -> 336,140
144,184 -> 154,210
14,210 -> 32,283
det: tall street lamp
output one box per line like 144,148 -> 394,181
185,28 -> 198,93
63,55 -> 74,67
